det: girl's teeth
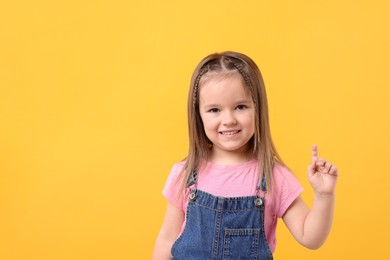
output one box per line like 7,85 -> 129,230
221,130 -> 239,135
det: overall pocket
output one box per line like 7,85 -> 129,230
223,228 -> 261,260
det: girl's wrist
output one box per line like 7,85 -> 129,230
314,191 -> 335,201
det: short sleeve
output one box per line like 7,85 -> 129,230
162,162 -> 187,211
272,164 -> 304,218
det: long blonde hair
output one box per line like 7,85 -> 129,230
179,51 -> 286,195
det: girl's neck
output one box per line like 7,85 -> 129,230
208,148 -> 253,165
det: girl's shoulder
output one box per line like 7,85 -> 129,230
172,160 -> 186,170
167,160 -> 186,180
269,162 -> 303,217
272,162 -> 293,176
272,162 -> 302,191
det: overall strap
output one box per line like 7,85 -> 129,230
255,169 -> 267,207
187,170 -> 198,187
257,160 -> 274,192
187,170 -> 198,202
256,171 -> 267,192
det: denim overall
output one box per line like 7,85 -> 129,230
171,170 -> 273,260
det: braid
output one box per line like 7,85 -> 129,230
231,62 -> 252,87
193,67 -> 208,108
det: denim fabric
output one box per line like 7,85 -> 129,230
171,189 -> 273,260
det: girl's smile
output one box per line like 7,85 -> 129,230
219,130 -> 241,136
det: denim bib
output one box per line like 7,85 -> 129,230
171,171 -> 273,260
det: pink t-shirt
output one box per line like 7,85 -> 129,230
162,159 -> 303,253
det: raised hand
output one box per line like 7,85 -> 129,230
308,144 -> 338,196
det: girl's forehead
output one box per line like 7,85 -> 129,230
199,74 -> 253,103
200,71 -> 242,87
199,72 -> 250,95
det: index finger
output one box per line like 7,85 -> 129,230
312,144 -> 318,164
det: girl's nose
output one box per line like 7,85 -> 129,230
222,112 -> 237,126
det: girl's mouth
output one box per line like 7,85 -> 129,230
219,130 -> 241,135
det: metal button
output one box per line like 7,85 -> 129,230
189,191 -> 196,201
255,197 -> 263,207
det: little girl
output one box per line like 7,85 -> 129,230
153,51 -> 338,259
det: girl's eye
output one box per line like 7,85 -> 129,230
236,105 -> 247,110
208,108 -> 220,113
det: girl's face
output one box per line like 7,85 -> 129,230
199,73 -> 255,163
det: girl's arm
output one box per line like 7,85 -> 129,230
282,144 -> 338,249
152,203 -> 184,260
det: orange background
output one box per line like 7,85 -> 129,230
1,1 -> 389,259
